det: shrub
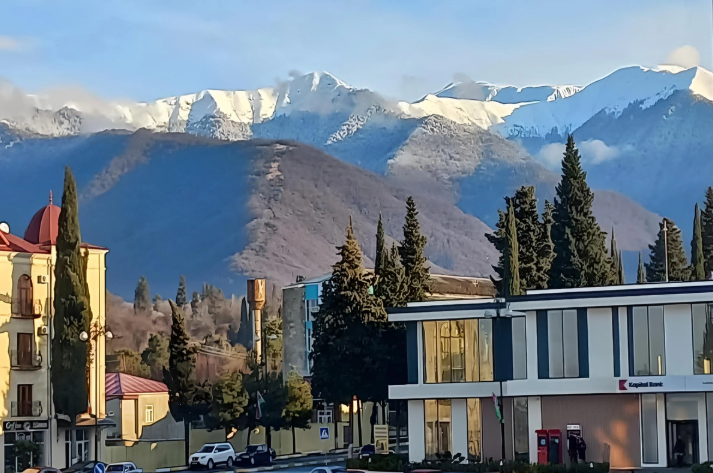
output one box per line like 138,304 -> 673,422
693,461 -> 713,473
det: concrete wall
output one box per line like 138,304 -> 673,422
282,286 -> 306,377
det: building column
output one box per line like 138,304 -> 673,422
408,400 -> 425,462
527,396 -> 542,464
655,393 -> 667,467
699,393 -> 709,462
452,399 -> 468,458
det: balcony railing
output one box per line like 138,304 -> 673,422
11,400 -> 42,417
11,350 -> 41,370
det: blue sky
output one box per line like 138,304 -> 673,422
0,0 -> 711,102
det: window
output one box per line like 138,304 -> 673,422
692,304 -> 713,374
512,318 -> 527,380
5,431 -> 44,472
423,319 -> 494,383
466,398 -> 481,461
18,384 -> 32,416
513,398 -> 529,461
145,405 -> 154,423
641,394 -> 658,464
545,310 -> 579,378
76,429 -> 89,462
18,274 -> 33,316
317,409 -> 333,424
17,333 -> 34,367
630,306 -> 666,376
425,399 -> 451,458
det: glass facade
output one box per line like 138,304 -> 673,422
466,398 -> 482,461
513,397 -> 529,462
641,394 -> 658,464
693,304 -> 713,374
425,399 -> 452,458
546,310 -> 579,378
512,317 -> 527,380
423,319 -> 494,383
631,306 -> 666,376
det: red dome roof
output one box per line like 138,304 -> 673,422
24,192 -> 60,245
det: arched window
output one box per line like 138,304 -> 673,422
18,274 -> 33,317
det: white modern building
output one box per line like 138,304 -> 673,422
388,281 -> 713,468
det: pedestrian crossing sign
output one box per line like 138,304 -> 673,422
320,427 -> 330,440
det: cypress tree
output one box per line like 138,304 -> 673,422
646,218 -> 690,282
692,203 -> 706,281
375,243 -> 408,308
134,276 -> 151,313
374,213 -> 387,277
176,275 -> 187,307
51,166 -> 91,457
503,200 -> 522,296
399,197 -> 430,302
618,250 -> 626,285
637,253 -> 646,284
548,135 -> 610,288
539,200 -> 555,283
702,187 -> 713,274
610,227 -> 620,284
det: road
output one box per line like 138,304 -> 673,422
146,457 -> 346,473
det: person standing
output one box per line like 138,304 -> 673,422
568,433 -> 578,464
578,436 -> 587,463
674,435 -> 686,466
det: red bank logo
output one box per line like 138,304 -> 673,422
619,379 -> 628,390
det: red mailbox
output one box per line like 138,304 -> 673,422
536,429 -> 549,464
548,429 -> 563,464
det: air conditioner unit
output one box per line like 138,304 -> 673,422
309,306 -> 320,313
37,326 -> 49,336
37,275 -> 47,284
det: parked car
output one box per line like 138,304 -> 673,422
359,444 -> 376,459
236,444 -> 276,466
106,462 -> 142,473
61,461 -> 107,473
189,442 -> 236,470
22,468 -> 61,473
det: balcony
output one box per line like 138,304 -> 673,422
11,300 -> 43,319
11,350 -> 42,370
11,400 -> 42,417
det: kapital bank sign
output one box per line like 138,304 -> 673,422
616,376 -> 713,393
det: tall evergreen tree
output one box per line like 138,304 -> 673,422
284,370 -> 314,454
539,200 -> 555,281
176,275 -> 187,307
702,187 -> 713,274
134,276 -> 151,313
207,371 -> 249,437
486,187 -> 551,291
375,243 -> 408,309
692,203 -> 706,281
646,218 -> 690,282
164,300 -> 211,464
503,201 -> 522,296
374,213 -> 387,277
399,197 -> 430,302
548,135 -> 610,288
51,166 -> 92,458
610,227 -> 620,284
637,252 -> 646,284
618,251 -> 625,285
142,333 -> 170,381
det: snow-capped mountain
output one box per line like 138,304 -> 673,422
434,81 -> 582,103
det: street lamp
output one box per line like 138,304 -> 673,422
79,329 -> 113,463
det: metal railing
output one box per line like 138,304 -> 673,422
10,400 -> 43,417
10,350 -> 41,369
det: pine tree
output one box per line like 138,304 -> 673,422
637,252 -> 646,284
618,251 -> 626,285
374,213 -> 387,277
503,200 -> 522,296
692,203 -> 706,281
207,371 -> 249,435
134,276 -> 151,313
164,300 -> 211,464
646,218 -> 690,282
610,227 -> 620,284
284,370 -> 314,454
539,200 -> 555,283
548,135 -> 610,288
375,243 -> 408,309
399,197 -> 430,302
176,275 -> 187,307
51,166 -> 91,458
702,187 -> 713,275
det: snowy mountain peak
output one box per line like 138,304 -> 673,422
435,80 -> 583,104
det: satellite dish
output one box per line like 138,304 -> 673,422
0,222 -> 9,234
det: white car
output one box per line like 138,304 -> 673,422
106,463 -> 143,473
189,442 -> 236,470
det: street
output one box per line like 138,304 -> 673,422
146,457 -> 347,473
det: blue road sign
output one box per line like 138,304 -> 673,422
319,427 -> 329,440
95,464 -> 106,473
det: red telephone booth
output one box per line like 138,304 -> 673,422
548,429 -> 563,464
536,429 -> 549,464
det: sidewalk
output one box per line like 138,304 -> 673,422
155,453 -> 347,473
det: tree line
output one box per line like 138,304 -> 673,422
310,196 -> 430,447
492,135 -> 713,294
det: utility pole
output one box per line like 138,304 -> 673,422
664,220 -> 669,282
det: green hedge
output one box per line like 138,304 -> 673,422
693,461 -> 713,473
347,454 -> 406,471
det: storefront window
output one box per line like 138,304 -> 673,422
707,394 -> 713,460
512,317 -> 527,380
631,306 -> 666,376
546,310 -> 579,378
513,397 -> 529,461
466,398 -> 481,461
424,319 -> 493,383
641,394 -> 659,464
4,431 -> 44,473
692,304 -> 713,374
425,399 -> 452,458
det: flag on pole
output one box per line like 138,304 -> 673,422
256,391 -> 265,420
492,392 -> 502,423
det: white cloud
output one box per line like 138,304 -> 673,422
537,142 -> 565,169
664,45 -> 700,68
0,35 -> 20,51
537,139 -> 629,168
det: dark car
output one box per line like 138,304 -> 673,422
22,468 -> 61,473
61,461 -> 107,473
236,444 -> 276,466
359,444 -> 376,459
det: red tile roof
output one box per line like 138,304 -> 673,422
105,372 -> 168,399
0,230 -> 46,254
24,199 -> 60,245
